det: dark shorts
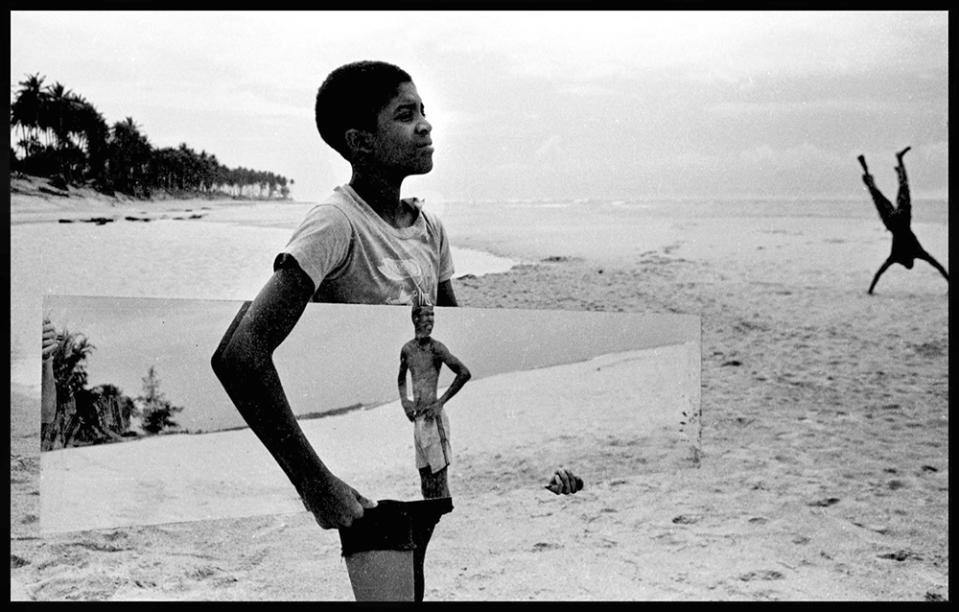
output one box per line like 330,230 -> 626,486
890,229 -> 924,267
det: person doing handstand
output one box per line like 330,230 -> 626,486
859,147 -> 948,294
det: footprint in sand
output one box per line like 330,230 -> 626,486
671,514 -> 701,525
879,550 -> 922,562
532,542 -> 562,552
10,554 -> 30,569
808,497 -> 840,507
738,569 -> 785,581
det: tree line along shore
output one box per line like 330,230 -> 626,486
10,73 -> 293,201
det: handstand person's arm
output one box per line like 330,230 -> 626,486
211,265 -> 374,529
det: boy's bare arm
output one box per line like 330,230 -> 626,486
435,342 -> 471,407
41,318 -> 58,426
437,279 -> 458,307
397,347 -> 416,421
211,265 -> 373,529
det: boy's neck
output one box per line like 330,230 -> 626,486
349,170 -> 414,228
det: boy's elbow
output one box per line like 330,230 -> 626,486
210,343 -> 233,381
211,338 -> 260,383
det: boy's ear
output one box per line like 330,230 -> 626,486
344,128 -> 374,156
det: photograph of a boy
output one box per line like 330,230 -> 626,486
397,303 -> 472,500
212,60 -> 457,531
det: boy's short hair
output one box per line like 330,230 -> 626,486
411,304 -> 434,320
315,60 -> 413,160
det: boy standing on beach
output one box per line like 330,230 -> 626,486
398,303 -> 472,499
211,60 -> 457,530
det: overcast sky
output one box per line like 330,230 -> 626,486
10,10 -> 949,202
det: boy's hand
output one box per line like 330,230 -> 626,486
401,398 -> 416,422
297,473 -> 377,529
545,468 -> 584,495
42,318 -> 57,360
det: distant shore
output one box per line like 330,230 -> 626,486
10,174 -> 290,226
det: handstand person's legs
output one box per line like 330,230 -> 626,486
860,155 -> 895,228
868,258 -> 894,294
895,147 -> 911,221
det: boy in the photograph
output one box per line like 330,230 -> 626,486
211,60 -> 457,531
398,303 -> 472,499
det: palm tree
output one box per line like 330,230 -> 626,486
91,383 -> 138,434
51,327 -> 95,399
106,116 -> 153,195
44,81 -> 73,148
10,73 -> 46,158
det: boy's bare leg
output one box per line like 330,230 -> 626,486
419,466 -> 450,499
868,258 -> 894,294
414,467 -> 450,601
862,173 -> 896,228
916,250 -> 949,283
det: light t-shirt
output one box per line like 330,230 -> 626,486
275,184 -> 455,305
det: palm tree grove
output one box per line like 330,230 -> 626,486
10,74 -> 294,200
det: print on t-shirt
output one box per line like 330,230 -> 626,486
379,257 -> 435,306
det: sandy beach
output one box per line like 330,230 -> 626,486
9,186 -> 949,600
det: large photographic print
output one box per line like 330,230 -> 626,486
39,296 -> 701,534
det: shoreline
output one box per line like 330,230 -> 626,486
9,174 -> 291,226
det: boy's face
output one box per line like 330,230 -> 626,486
412,307 -> 434,338
368,81 -> 433,177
